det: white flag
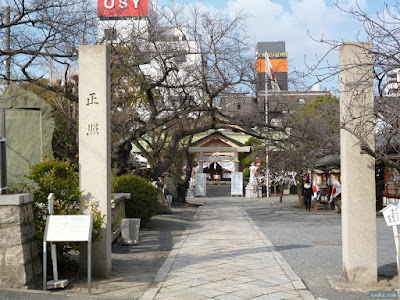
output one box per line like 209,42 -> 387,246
330,179 -> 341,202
265,52 -> 280,91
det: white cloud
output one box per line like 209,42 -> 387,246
156,0 -> 380,90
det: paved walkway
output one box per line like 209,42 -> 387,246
142,204 -> 316,300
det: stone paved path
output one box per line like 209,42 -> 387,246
142,204 -> 316,300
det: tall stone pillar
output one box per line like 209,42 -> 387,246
339,42 -> 377,284
79,45 -> 111,276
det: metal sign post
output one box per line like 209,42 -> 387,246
43,214 -> 93,294
46,193 -> 68,289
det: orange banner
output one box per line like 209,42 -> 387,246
256,58 -> 287,73
271,59 -> 287,73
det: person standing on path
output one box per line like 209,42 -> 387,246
303,179 -> 313,211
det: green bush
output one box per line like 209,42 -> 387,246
111,174 -> 159,227
241,157 -> 252,167
243,167 -> 250,178
26,159 -> 104,249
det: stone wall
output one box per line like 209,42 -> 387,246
0,194 -> 41,288
111,193 -> 129,243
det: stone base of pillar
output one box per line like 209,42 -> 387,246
245,184 -> 262,198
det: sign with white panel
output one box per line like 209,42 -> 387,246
44,215 -> 93,293
45,215 -> 93,242
231,172 -> 243,196
195,173 -> 207,196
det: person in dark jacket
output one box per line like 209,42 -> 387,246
303,179 -> 313,211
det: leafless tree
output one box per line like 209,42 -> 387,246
267,94 -> 340,205
0,0 -> 97,99
108,3 -> 257,190
306,1 -> 400,173
0,1 -> 98,163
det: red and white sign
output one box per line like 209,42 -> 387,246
98,0 -> 149,18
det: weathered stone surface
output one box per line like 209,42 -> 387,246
5,245 -> 23,266
0,226 -> 22,246
0,196 -> 41,288
0,84 -> 54,186
0,194 -> 33,206
0,266 -> 4,283
32,257 -> 42,279
0,248 -> 4,264
79,45 -> 112,276
30,241 -> 39,259
2,265 -> 26,287
27,204 -> 34,222
339,42 -> 377,284
164,175 -> 179,201
21,223 -> 36,241
22,241 -> 33,262
0,206 -> 19,223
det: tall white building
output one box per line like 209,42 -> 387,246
97,0 -> 203,107
384,69 -> 400,97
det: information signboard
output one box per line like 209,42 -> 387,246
45,215 -> 92,242
380,204 -> 400,274
44,215 -> 93,293
195,173 -> 207,196
381,204 -> 400,226
231,172 -> 243,196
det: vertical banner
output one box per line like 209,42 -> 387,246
195,173 -> 206,196
231,172 -> 243,196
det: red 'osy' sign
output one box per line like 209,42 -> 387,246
98,0 -> 149,18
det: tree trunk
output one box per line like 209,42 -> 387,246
112,139 -> 132,176
156,177 -> 170,214
176,181 -> 188,204
279,184 -> 284,202
296,173 -> 305,208
376,165 -> 385,211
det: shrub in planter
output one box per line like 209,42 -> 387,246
111,174 -> 159,227
26,159 -> 104,252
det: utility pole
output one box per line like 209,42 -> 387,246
264,52 -> 270,198
5,6 -> 11,85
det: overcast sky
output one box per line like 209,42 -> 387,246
155,0 -> 389,91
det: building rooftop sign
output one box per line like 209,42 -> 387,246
256,52 -> 288,59
98,0 -> 151,18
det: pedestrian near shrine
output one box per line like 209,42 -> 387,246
303,179 -> 313,211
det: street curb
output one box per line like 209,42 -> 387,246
240,207 -> 317,300
140,206 -> 203,300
